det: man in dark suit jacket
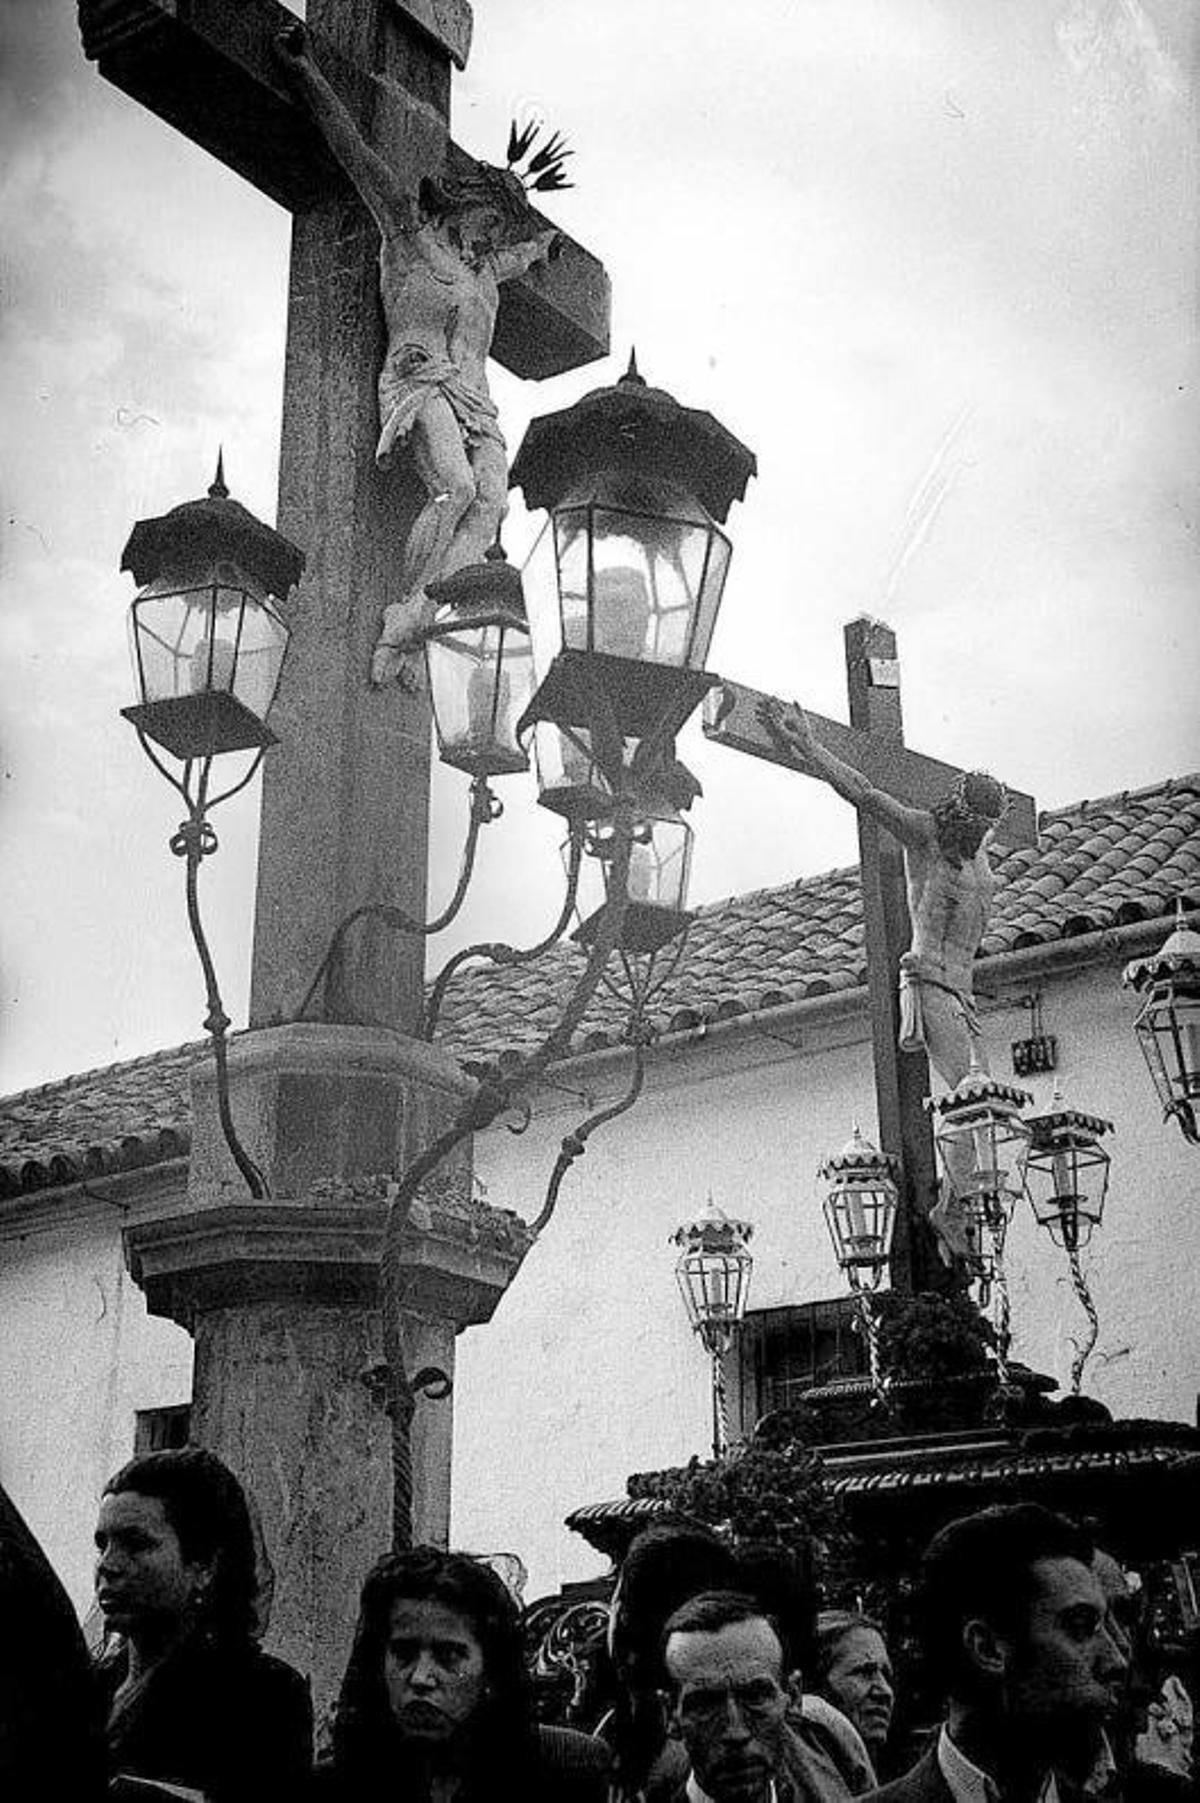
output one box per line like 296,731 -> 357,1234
870,1505 -> 1128,1803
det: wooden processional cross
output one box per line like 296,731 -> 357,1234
80,0 -> 610,1038
704,616 -> 1039,1295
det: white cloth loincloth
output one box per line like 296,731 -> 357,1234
376,345 -> 503,468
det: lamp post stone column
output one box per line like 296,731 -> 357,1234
126,1108 -> 532,1717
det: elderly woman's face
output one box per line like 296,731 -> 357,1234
94,1491 -> 211,1642
823,1626 -> 895,1751
385,1598 -> 488,1745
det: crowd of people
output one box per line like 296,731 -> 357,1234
2,1448 -> 1195,1801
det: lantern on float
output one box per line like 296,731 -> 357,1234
511,352 -> 755,817
819,1126 -> 899,1294
928,1062 -> 1033,1234
672,1200 -> 754,1459
423,548 -> 534,779
1123,904 -> 1200,1147
1024,1086 -> 1113,1253
928,1063 -> 1031,1364
819,1126 -> 898,1402
121,457 -> 300,760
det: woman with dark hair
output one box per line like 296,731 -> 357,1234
318,1546 -> 608,1801
93,1446 -> 312,1799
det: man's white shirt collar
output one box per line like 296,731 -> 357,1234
937,1725 -> 1061,1803
686,1773 -> 777,1803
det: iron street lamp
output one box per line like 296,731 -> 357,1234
512,352 -> 755,818
672,1200 -> 754,1459
1124,903 -> 1200,1147
122,455 -> 297,762
119,457 -> 304,1199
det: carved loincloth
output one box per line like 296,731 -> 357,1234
897,952 -> 981,1054
376,345 -> 503,468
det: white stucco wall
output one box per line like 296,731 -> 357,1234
452,949 -> 1200,1599
2,945 -> 1195,1618
0,1193 -> 193,1616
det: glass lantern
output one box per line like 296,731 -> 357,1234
928,1063 -> 1033,1228
671,1201 -> 754,1357
819,1126 -> 899,1293
570,812 -> 694,955
512,357 -> 755,766
1124,905 -> 1200,1146
1024,1088 -> 1113,1252
424,557 -> 533,779
120,463 -> 300,761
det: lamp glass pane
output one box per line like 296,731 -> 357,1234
130,585 -> 222,704
225,589 -> 289,721
536,724 -> 624,819
688,528 -> 732,670
428,623 -> 533,772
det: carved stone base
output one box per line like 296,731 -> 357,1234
125,1022 -> 532,1721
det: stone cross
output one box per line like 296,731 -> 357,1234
81,0 -> 609,1035
703,616 -> 1037,1292
81,0 -> 610,1716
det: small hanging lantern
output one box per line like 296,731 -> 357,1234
571,809 -> 695,956
672,1199 -> 753,1460
512,354 -> 755,788
819,1126 -> 899,1293
927,1061 -> 1033,1226
423,549 -> 534,779
1123,903 -> 1200,1147
928,1063 -> 1031,1372
671,1200 -> 754,1358
120,456 -> 301,760
1024,1085 -> 1114,1252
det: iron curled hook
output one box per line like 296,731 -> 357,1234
411,1366 -> 454,1402
169,819 -> 219,859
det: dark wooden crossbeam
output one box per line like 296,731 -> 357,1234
78,0 -> 609,379
703,677 -> 1038,851
705,622 -> 1038,1294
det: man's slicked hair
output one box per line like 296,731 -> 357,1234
919,1504 -> 1095,1702
661,1589 -> 785,1693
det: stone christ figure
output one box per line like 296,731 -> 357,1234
276,27 -> 561,686
758,697 -> 1008,1090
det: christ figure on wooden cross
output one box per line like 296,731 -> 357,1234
277,26 -> 562,686
759,697 -> 1009,1090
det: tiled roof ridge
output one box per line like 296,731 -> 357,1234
5,1038 -> 208,1108
1036,772 -> 1200,823
2,768 -> 1197,1191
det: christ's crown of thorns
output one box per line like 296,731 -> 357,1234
506,120 -> 574,192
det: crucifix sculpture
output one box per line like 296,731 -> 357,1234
81,0 -> 611,1710
704,615 -> 1038,1292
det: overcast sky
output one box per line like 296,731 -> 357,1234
1,0 -> 1197,1095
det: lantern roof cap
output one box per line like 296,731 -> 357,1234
927,1058 -> 1032,1119
1027,1082 -> 1113,1143
1124,900 -> 1200,990
510,352 -> 757,523
121,456 -> 306,598
670,1196 -> 753,1253
818,1123 -> 897,1182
